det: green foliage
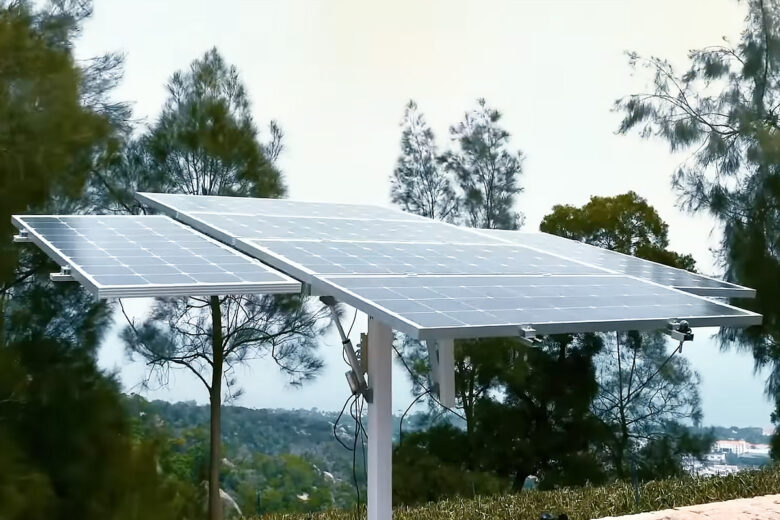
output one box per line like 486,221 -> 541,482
231,453 -> 339,515
130,399 -> 379,512
390,101 -> 458,222
593,331 -> 706,478
257,465 -> 780,520
97,47 -> 285,212
540,191 -> 696,271
615,0 -> 780,451
0,339 -> 196,520
474,335 -> 607,491
393,425 -> 508,506
540,192 -> 707,477
442,98 -> 525,230
111,48 -> 331,519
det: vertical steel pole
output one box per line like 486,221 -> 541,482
367,316 -> 393,520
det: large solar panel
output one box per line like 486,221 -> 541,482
12,215 -> 301,298
315,275 -> 759,340
136,193 -> 761,339
475,229 -> 754,298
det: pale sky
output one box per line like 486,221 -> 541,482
77,0 -> 773,427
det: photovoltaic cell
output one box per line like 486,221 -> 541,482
12,215 -> 300,298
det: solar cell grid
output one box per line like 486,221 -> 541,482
182,212 -> 492,244
137,192 -> 425,221
241,240 -> 607,279
13,215 -> 300,298
480,229 -> 754,297
317,275 -> 760,339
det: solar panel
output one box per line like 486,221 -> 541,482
475,229 -> 754,298
135,193 -> 761,339
12,215 -> 301,298
315,275 -> 760,340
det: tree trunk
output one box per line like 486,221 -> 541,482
208,295 -> 224,520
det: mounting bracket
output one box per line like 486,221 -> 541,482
666,319 -> 694,352
518,325 -> 542,347
320,296 -> 371,401
50,266 -> 75,282
13,230 -> 31,243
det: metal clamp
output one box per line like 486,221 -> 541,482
13,230 -> 31,243
666,319 -> 694,352
50,266 -> 75,282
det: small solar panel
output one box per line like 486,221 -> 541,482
12,215 -> 300,298
315,275 -> 761,340
476,229 -> 754,298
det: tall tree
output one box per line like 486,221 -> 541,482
592,331 -> 703,478
442,98 -> 525,230
0,2 -> 193,519
541,192 -> 706,478
119,48 -> 329,520
391,98 -> 527,464
0,0 -> 121,290
473,334 -> 607,490
390,101 -> 458,222
614,0 -> 780,451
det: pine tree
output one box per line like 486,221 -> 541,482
390,101 -> 458,222
615,0 -> 780,453
442,98 -> 525,230
119,48 -> 330,520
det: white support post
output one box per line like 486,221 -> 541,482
426,339 -> 456,408
436,339 -> 455,408
367,316 -> 393,520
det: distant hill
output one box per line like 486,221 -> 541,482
126,396 -> 436,485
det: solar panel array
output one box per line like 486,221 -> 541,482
136,192 -> 760,340
12,215 -> 300,298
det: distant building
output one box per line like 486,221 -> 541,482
713,440 -> 770,456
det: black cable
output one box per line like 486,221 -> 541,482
358,395 -> 367,503
350,396 -> 361,518
347,308 -> 358,337
399,389 -> 430,445
333,394 -> 355,452
391,343 -> 467,422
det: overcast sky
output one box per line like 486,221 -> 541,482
76,0 -> 773,427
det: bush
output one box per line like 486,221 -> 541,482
255,465 -> 780,520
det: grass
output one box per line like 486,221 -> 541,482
257,466 -> 780,520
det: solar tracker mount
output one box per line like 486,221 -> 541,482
11,192 -> 762,520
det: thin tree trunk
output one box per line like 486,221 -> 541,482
208,295 -> 224,520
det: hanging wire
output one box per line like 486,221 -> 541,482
333,394 -> 356,452
399,389 -> 431,445
392,343 -> 466,422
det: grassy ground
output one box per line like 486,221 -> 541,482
257,466 -> 780,520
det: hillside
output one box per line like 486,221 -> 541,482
125,396 -> 438,514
